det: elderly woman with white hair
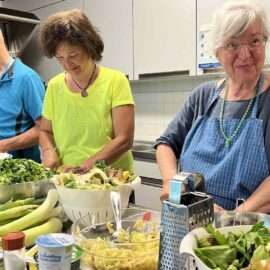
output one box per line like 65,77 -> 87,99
155,1 -> 270,212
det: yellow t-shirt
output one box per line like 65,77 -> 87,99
42,66 -> 134,170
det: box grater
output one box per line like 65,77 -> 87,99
158,192 -> 214,270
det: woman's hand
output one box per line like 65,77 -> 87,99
69,158 -> 96,174
214,204 -> 224,212
42,148 -> 61,170
160,184 -> 169,201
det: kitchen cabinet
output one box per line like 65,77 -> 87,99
1,0 -> 63,11
135,183 -> 162,211
84,0 -> 196,80
197,0 -> 270,74
21,0 -> 83,82
134,159 -> 162,211
133,0 -> 196,79
84,0 -> 133,79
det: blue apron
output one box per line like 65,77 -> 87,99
180,76 -> 269,210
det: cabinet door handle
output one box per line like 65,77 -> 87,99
138,70 -> 189,80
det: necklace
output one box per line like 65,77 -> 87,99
70,64 -> 96,97
219,84 -> 255,148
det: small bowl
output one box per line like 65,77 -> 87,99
72,207 -> 161,270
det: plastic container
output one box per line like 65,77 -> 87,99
2,231 -> 26,270
36,233 -> 74,270
72,207 -> 161,270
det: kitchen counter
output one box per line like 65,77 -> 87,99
132,140 -> 156,161
132,141 -> 162,211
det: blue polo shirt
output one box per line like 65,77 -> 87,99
0,58 -> 45,162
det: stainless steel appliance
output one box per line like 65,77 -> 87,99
0,7 -> 40,58
132,141 -> 163,211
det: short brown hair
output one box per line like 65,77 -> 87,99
39,9 -> 104,61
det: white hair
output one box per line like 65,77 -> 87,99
210,1 -> 270,56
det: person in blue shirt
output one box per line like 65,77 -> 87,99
0,30 -> 45,162
156,1 -> 270,213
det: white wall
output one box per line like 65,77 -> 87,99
131,75 -> 220,142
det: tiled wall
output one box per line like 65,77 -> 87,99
131,75 -> 219,142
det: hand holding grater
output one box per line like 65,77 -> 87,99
169,172 -> 205,204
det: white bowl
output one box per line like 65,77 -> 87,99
179,225 -> 252,270
55,176 -> 141,225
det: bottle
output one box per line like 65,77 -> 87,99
2,231 -> 26,270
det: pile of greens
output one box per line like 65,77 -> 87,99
0,158 -> 53,185
195,222 -> 270,270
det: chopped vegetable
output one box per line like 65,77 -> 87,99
205,223 -> 228,245
95,160 -> 107,170
79,219 -> 159,270
53,163 -> 136,190
0,158 -> 53,185
195,245 -> 237,269
195,222 -> 270,270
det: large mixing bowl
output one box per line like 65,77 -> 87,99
72,207 -> 161,270
214,211 -> 270,227
0,179 -> 54,203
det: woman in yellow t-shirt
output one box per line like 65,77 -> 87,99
39,9 -> 134,173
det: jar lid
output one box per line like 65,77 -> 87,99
2,232 -> 25,251
36,233 -> 74,248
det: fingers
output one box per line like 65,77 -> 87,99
62,166 -> 88,174
160,193 -> 169,201
214,204 -> 224,212
72,166 -> 88,174
62,166 -> 77,173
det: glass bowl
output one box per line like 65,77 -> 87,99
72,207 -> 161,270
214,211 -> 270,227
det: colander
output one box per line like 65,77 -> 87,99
55,176 -> 141,225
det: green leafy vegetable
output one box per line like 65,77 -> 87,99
194,245 -> 237,269
95,160 -> 107,170
195,222 -> 270,270
0,158 -> 53,185
205,223 -> 228,245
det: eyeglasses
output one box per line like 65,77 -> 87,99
222,35 -> 267,53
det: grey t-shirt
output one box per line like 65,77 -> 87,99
156,80 -> 270,169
